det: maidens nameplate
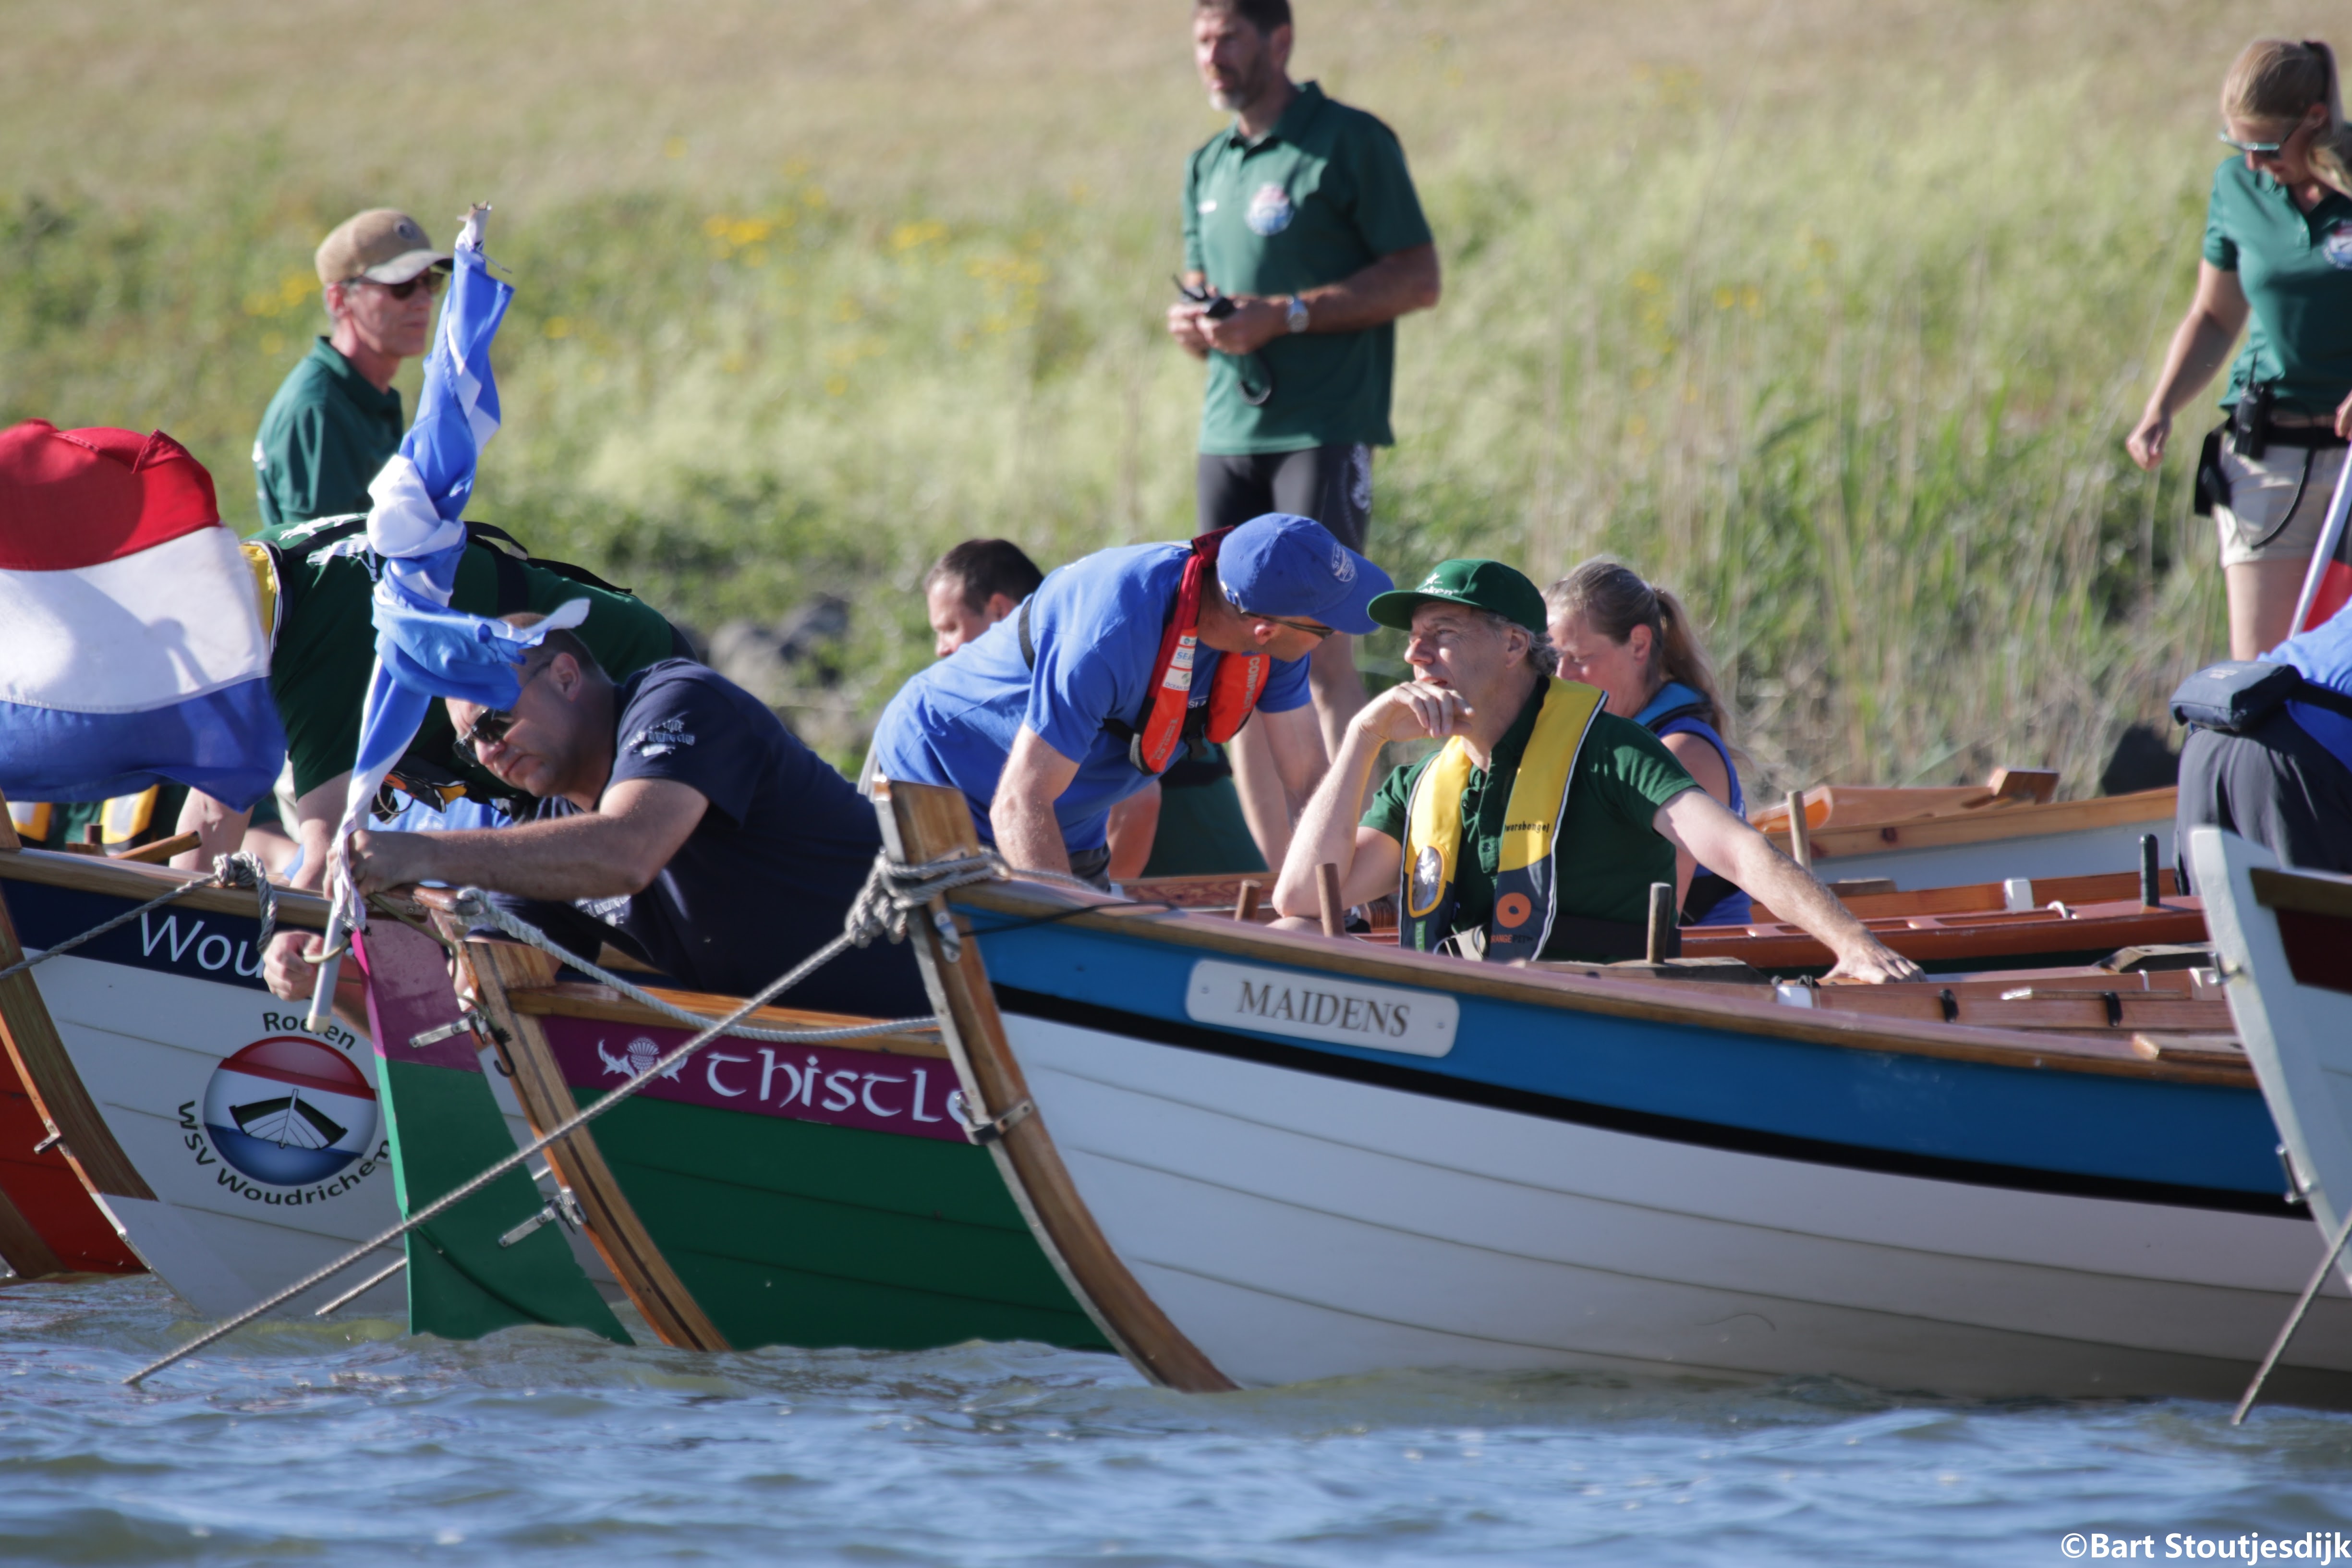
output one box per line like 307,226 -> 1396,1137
1184,960 -> 1458,1058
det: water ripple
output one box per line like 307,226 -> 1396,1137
2,1276 -> 2349,1565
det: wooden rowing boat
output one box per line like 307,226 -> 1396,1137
442,929 -> 1114,1355
1749,783 -> 2178,888
352,919 -> 629,1343
1128,868 -> 2209,975
2193,830 -> 2352,1294
878,778 -> 2352,1405
0,844 -> 407,1315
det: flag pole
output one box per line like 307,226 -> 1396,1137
303,883 -> 351,1033
2288,449 -> 2352,636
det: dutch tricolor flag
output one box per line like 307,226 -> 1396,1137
0,424 -> 286,810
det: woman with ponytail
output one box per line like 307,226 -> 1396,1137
1544,559 -> 1751,926
2128,38 -> 2352,659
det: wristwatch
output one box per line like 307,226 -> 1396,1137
1285,295 -> 1310,334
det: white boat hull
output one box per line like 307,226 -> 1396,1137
28,951 -> 406,1319
2194,829 -> 2352,1291
1006,1011 -> 2352,1398
1809,816 -> 2175,890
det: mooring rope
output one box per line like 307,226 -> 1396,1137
0,852 -> 275,985
123,846 -> 1023,1386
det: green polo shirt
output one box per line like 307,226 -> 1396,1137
257,515 -> 680,797
1183,81 -> 1432,454
253,338 -> 405,526
2203,158 -> 2352,415
1362,683 -> 1697,958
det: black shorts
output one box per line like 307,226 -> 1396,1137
1197,444 -> 1372,551
2175,710 -> 2352,889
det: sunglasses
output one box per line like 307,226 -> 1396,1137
1247,611 -> 1336,643
356,270 -> 447,300
452,661 -> 550,766
2219,129 -> 2295,156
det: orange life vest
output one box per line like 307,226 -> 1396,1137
1126,528 -> 1270,775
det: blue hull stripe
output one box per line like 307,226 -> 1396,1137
995,986 -> 2297,1219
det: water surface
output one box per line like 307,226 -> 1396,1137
5,1276 -> 2350,1565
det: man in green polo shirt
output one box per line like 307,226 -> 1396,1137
1170,0 -> 1440,763
253,209 -> 449,526
1271,559 -> 1920,981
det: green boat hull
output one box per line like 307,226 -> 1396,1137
357,927 -> 628,1344
518,1007 -> 1110,1354
571,1087 -> 1107,1351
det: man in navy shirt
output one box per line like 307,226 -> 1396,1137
869,513 -> 1389,882
338,622 -> 923,1016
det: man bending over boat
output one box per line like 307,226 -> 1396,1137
1273,559 -> 1923,982
867,513 -> 1387,884
329,619 -> 928,1016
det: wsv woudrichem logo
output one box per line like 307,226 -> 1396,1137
196,1037 -> 381,1187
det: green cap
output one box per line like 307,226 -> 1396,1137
1367,558 -> 1548,634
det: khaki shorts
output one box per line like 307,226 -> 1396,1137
2215,437 -> 2345,566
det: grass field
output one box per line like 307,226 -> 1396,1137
3,0 -> 2332,787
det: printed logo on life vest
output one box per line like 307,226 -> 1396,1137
1185,958 -> 1458,1057
628,717 -> 696,757
1246,184 -> 1294,236
1495,892 -> 1533,928
2327,220 -> 2352,270
182,1036 -> 384,1197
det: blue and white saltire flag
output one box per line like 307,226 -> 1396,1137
320,206 -> 585,950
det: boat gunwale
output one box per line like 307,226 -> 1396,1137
947,880 -> 2254,1088
505,980 -> 949,1059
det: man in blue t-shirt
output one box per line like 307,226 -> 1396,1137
2177,600 -> 2352,879
336,625 -> 923,1016
869,513 -> 1390,883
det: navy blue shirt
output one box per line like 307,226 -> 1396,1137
508,661 -> 924,1016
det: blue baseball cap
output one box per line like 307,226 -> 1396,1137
1215,513 -> 1392,636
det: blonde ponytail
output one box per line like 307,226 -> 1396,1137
2223,37 -> 2352,197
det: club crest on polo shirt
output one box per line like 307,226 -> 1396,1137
628,716 -> 697,757
1246,184 -> 1295,236
2326,220 -> 2352,270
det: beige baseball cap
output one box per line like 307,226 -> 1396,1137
314,209 -> 451,287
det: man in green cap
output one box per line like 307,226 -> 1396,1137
253,208 -> 450,526
1271,559 -> 1921,980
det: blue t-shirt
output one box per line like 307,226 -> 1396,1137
869,544 -> 1312,851
506,660 -> 924,1016
2272,603 -> 2352,776
1633,681 -> 1751,927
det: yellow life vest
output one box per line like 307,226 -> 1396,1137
100,786 -> 160,844
8,799 -> 52,841
1399,677 -> 1606,961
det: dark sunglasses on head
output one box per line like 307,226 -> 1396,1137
357,270 -> 447,300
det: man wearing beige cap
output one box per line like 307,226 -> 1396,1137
252,208 -> 450,525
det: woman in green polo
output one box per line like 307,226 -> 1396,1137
2128,38 -> 2352,659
